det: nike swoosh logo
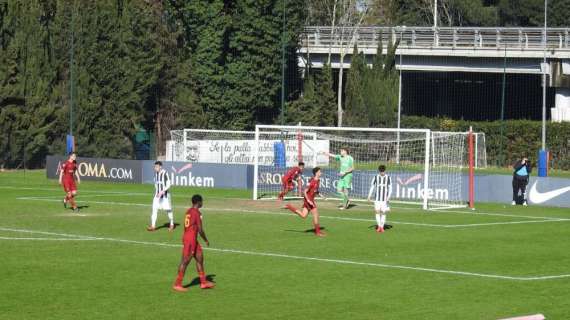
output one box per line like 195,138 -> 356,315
528,181 -> 570,204
171,163 -> 193,174
397,174 -> 423,186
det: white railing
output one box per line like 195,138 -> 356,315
302,26 -> 570,51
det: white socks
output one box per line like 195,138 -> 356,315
375,213 -> 386,227
167,210 -> 174,226
151,209 -> 158,228
151,210 -> 174,228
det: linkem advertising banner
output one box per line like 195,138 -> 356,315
46,155 -> 142,183
141,161 -> 253,189
257,166 -> 462,203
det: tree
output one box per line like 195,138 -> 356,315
360,0 -> 502,27
315,64 -> 337,126
364,32 -> 400,127
168,0 -> 227,129
287,64 -> 336,126
169,0 -> 306,129
0,0 -> 312,167
344,44 -> 367,126
286,75 -> 319,125
330,0 -> 369,126
498,0 -> 543,26
0,0 -> 60,167
499,0 -> 570,27
549,0 -> 570,27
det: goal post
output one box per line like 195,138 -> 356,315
423,129 -> 431,210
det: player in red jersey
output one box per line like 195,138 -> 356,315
278,162 -> 305,201
58,152 -> 80,212
285,167 -> 326,237
173,194 -> 215,292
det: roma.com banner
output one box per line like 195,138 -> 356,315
142,161 -> 253,189
46,155 -> 142,183
257,166 -> 460,203
182,139 -> 330,167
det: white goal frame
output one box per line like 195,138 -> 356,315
254,125 -> 432,210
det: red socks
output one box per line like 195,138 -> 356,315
314,224 -> 321,235
199,271 -> 207,284
69,196 -> 77,209
175,271 -> 184,286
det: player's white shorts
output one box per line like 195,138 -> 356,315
153,195 -> 172,211
374,201 -> 390,212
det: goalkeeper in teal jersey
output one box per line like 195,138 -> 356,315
323,147 -> 354,210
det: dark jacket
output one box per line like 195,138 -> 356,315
513,160 -> 532,180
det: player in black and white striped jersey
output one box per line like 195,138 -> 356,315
147,161 -> 174,232
367,165 -> 392,233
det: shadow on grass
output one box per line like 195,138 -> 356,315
156,222 -> 181,231
184,274 -> 216,288
368,224 -> 393,230
67,205 -> 89,210
284,226 -> 327,233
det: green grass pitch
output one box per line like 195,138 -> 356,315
1,170 -> 569,319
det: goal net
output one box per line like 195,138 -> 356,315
254,125 -> 470,210
433,131 -> 487,169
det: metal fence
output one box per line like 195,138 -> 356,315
302,26 -> 570,51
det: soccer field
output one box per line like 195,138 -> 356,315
1,171 -> 569,319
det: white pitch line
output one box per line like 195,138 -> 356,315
206,208 -> 570,228
0,185 -> 150,195
14,194 -> 568,221
6,197 -> 505,228
0,226 -> 568,281
0,227 -> 94,238
444,219 -> 570,227
431,209 -> 568,221
17,197 -> 151,207
6,185 -> 570,220
14,197 -> 570,228
0,236 -> 98,241
17,197 -> 447,227
6,182 -> 567,220
206,207 -> 454,228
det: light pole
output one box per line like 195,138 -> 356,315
541,0 -> 547,151
434,0 -> 438,29
396,27 -> 405,164
69,5 -> 75,137
280,0 -> 286,125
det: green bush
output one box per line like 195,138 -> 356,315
401,116 -> 570,170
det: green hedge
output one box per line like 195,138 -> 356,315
401,116 -> 570,170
